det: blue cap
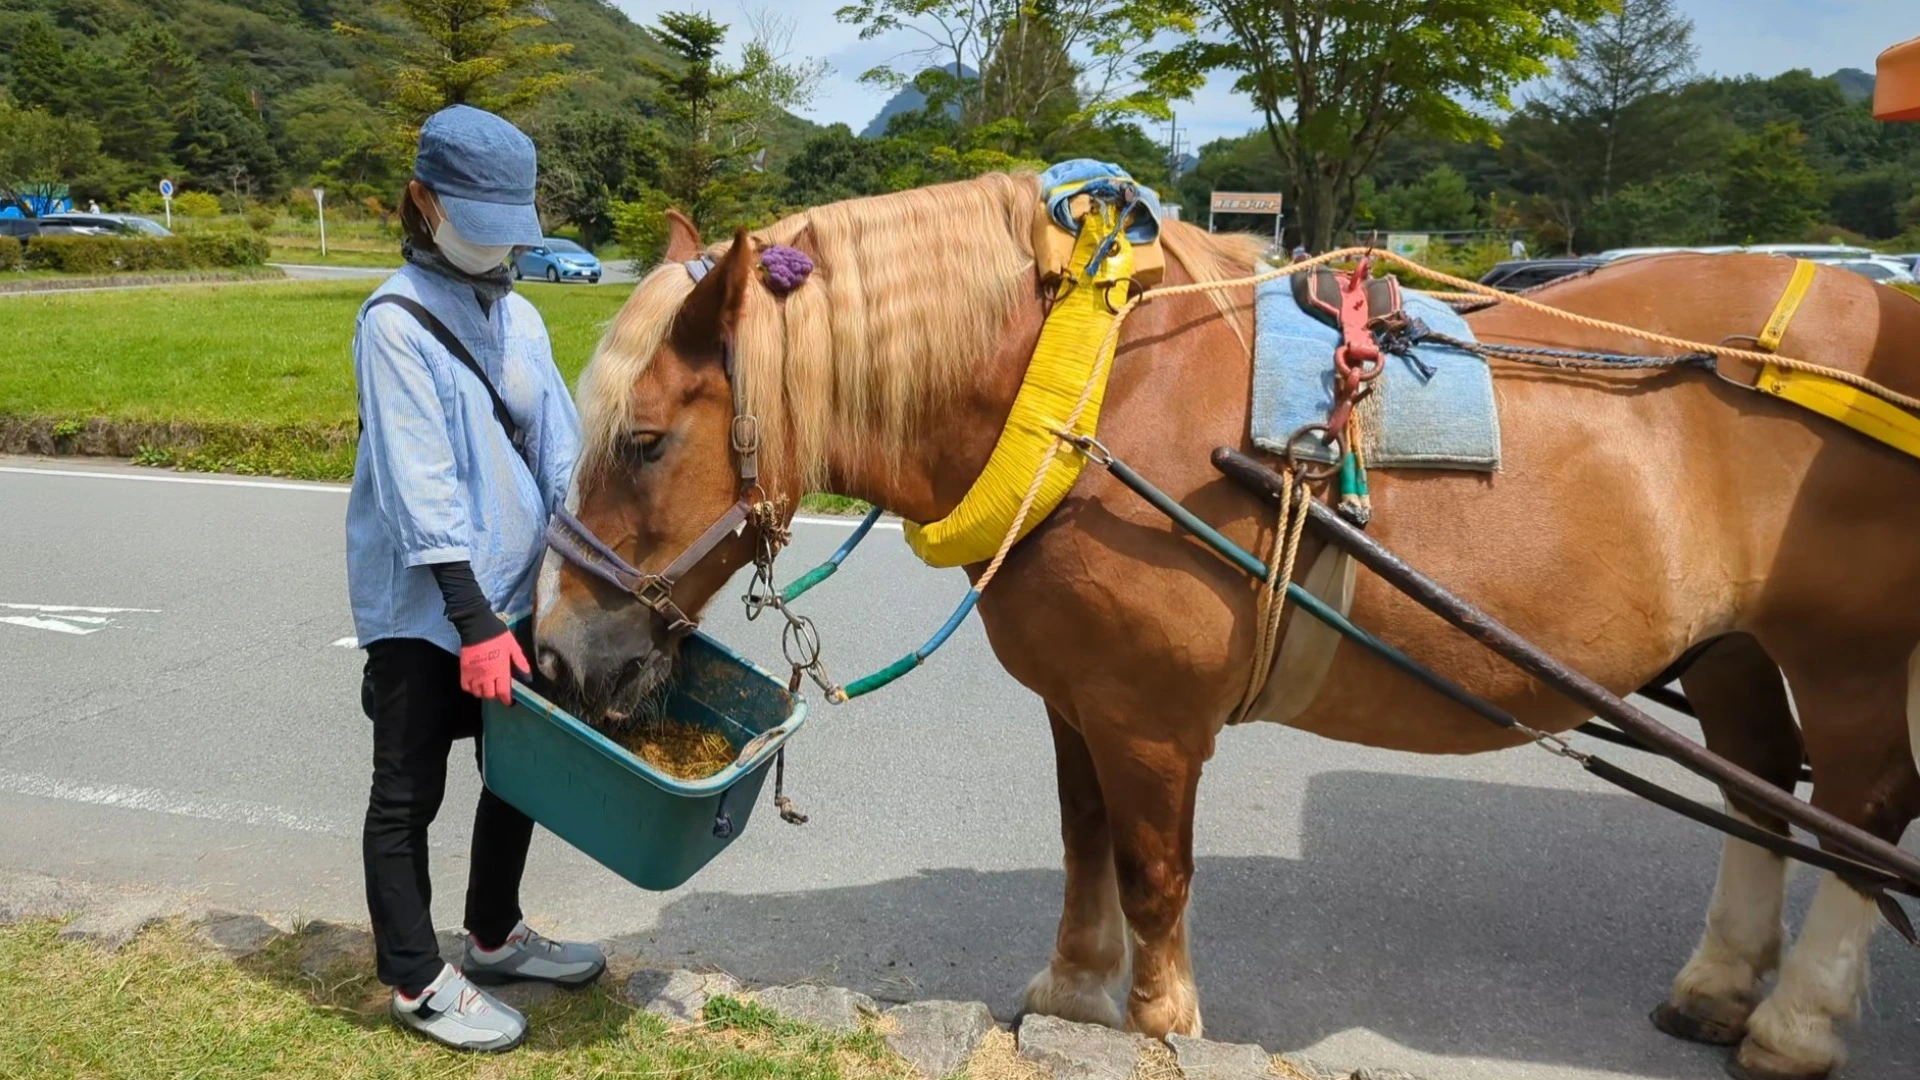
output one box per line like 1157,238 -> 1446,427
413,105 -> 543,247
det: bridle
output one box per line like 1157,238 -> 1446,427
544,254 -> 776,634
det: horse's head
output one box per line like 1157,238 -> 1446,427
535,211 -> 773,722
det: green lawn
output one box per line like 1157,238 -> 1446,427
0,279 -> 626,478
269,241 -> 404,269
0,919 -> 921,1080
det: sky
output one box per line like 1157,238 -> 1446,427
611,1 -> 1913,150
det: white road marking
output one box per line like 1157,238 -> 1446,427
331,637 -> 359,648
1,603 -> 160,614
2,463 -> 904,529
0,770 -> 342,836
0,465 -> 347,494
0,615 -> 102,635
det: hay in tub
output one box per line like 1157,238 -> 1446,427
614,719 -> 738,780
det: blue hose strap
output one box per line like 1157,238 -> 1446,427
780,506 -> 884,604
833,589 -> 980,701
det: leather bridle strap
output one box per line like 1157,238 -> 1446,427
543,251 -> 768,634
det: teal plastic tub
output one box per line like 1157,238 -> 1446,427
481,630 -> 806,891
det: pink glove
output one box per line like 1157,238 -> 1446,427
460,630 -> 530,704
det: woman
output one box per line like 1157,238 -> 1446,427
346,104 -> 599,1053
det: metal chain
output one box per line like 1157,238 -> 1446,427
739,499 -> 837,699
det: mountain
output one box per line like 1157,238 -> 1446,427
860,63 -> 974,138
0,1 -> 817,197
1832,67 -> 1876,104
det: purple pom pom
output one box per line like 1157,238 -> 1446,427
760,245 -> 814,293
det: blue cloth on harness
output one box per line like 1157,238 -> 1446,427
1037,159 -> 1164,246
1251,282 -> 1501,471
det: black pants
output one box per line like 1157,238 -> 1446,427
361,638 -> 534,996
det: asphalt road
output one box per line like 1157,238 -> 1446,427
0,458 -> 1912,1080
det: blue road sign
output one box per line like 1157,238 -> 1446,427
159,179 -> 174,198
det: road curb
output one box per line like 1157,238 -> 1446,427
0,867 -> 1434,1080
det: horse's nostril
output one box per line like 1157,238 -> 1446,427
537,646 -> 566,684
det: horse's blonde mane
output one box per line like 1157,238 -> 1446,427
577,172 -> 1259,492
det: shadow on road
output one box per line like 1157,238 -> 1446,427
611,770 -> 1916,1080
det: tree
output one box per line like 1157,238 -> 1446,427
0,94 -> 103,190
524,110 -> 658,246
1583,172 -> 1722,247
1548,0 -> 1696,200
335,0 -> 573,131
1367,165 -> 1481,231
1719,122 -> 1822,243
632,10 -> 823,236
9,16 -> 78,115
836,0 -> 1200,142
783,124 -> 911,205
1155,0 -> 1610,250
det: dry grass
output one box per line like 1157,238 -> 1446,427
615,719 -> 739,780
0,917 -> 919,1080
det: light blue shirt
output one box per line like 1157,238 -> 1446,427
346,263 -> 581,655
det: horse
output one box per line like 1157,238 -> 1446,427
533,173 -> 1920,1080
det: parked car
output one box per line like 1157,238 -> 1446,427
0,216 -> 39,240
1598,245 -> 1742,262
513,238 -> 601,283
1744,243 -> 1877,261
1478,257 -> 1606,292
34,213 -> 172,238
1819,258 -> 1918,286
1878,253 -> 1919,272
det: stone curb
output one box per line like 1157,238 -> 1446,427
0,868 -> 1432,1080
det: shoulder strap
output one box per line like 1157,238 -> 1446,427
365,293 -> 521,448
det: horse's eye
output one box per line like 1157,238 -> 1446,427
621,431 -> 667,467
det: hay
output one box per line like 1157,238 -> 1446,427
615,719 -> 737,780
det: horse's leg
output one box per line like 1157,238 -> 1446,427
1656,635 -> 1802,1046
1023,706 -> 1127,1027
1733,649 -> 1920,1080
1086,726 -> 1205,1038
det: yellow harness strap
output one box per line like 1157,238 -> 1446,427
903,207 -> 1133,567
1751,260 -> 1920,461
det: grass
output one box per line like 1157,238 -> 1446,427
269,241 -> 403,269
0,279 -> 625,479
0,918 -> 918,1080
0,278 -> 874,513
1895,283 -> 1920,302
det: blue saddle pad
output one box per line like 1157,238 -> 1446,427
1251,281 -> 1500,470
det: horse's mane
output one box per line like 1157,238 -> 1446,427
577,172 -> 1260,492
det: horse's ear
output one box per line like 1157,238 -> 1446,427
673,227 -> 756,350
664,209 -> 701,262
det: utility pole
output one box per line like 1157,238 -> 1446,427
1164,114 -> 1189,186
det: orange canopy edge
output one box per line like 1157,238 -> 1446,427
1877,35 -> 1920,121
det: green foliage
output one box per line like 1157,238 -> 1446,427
335,0 -> 574,132
22,233 -> 267,273
0,92 -> 102,190
1719,122 -> 1823,244
1155,0 -> 1612,249
0,237 -> 22,272
1584,172 -> 1723,247
1366,165 -> 1482,232
172,190 -> 222,219
836,0 -> 1200,134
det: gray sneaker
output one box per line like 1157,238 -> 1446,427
391,964 -> 527,1053
463,920 -> 606,987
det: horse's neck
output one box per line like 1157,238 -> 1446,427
818,302 -> 1047,525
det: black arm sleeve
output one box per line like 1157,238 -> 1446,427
428,561 -> 508,646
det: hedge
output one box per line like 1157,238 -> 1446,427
0,236 -> 21,272
22,233 -> 269,274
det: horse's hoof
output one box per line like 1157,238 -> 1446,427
1725,1040 -> 1830,1080
1651,1001 -> 1745,1046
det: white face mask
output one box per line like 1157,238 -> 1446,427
431,217 -> 514,275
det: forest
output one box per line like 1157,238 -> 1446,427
3,0 -> 1916,258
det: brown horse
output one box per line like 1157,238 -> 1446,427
533,174 -> 1920,1080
